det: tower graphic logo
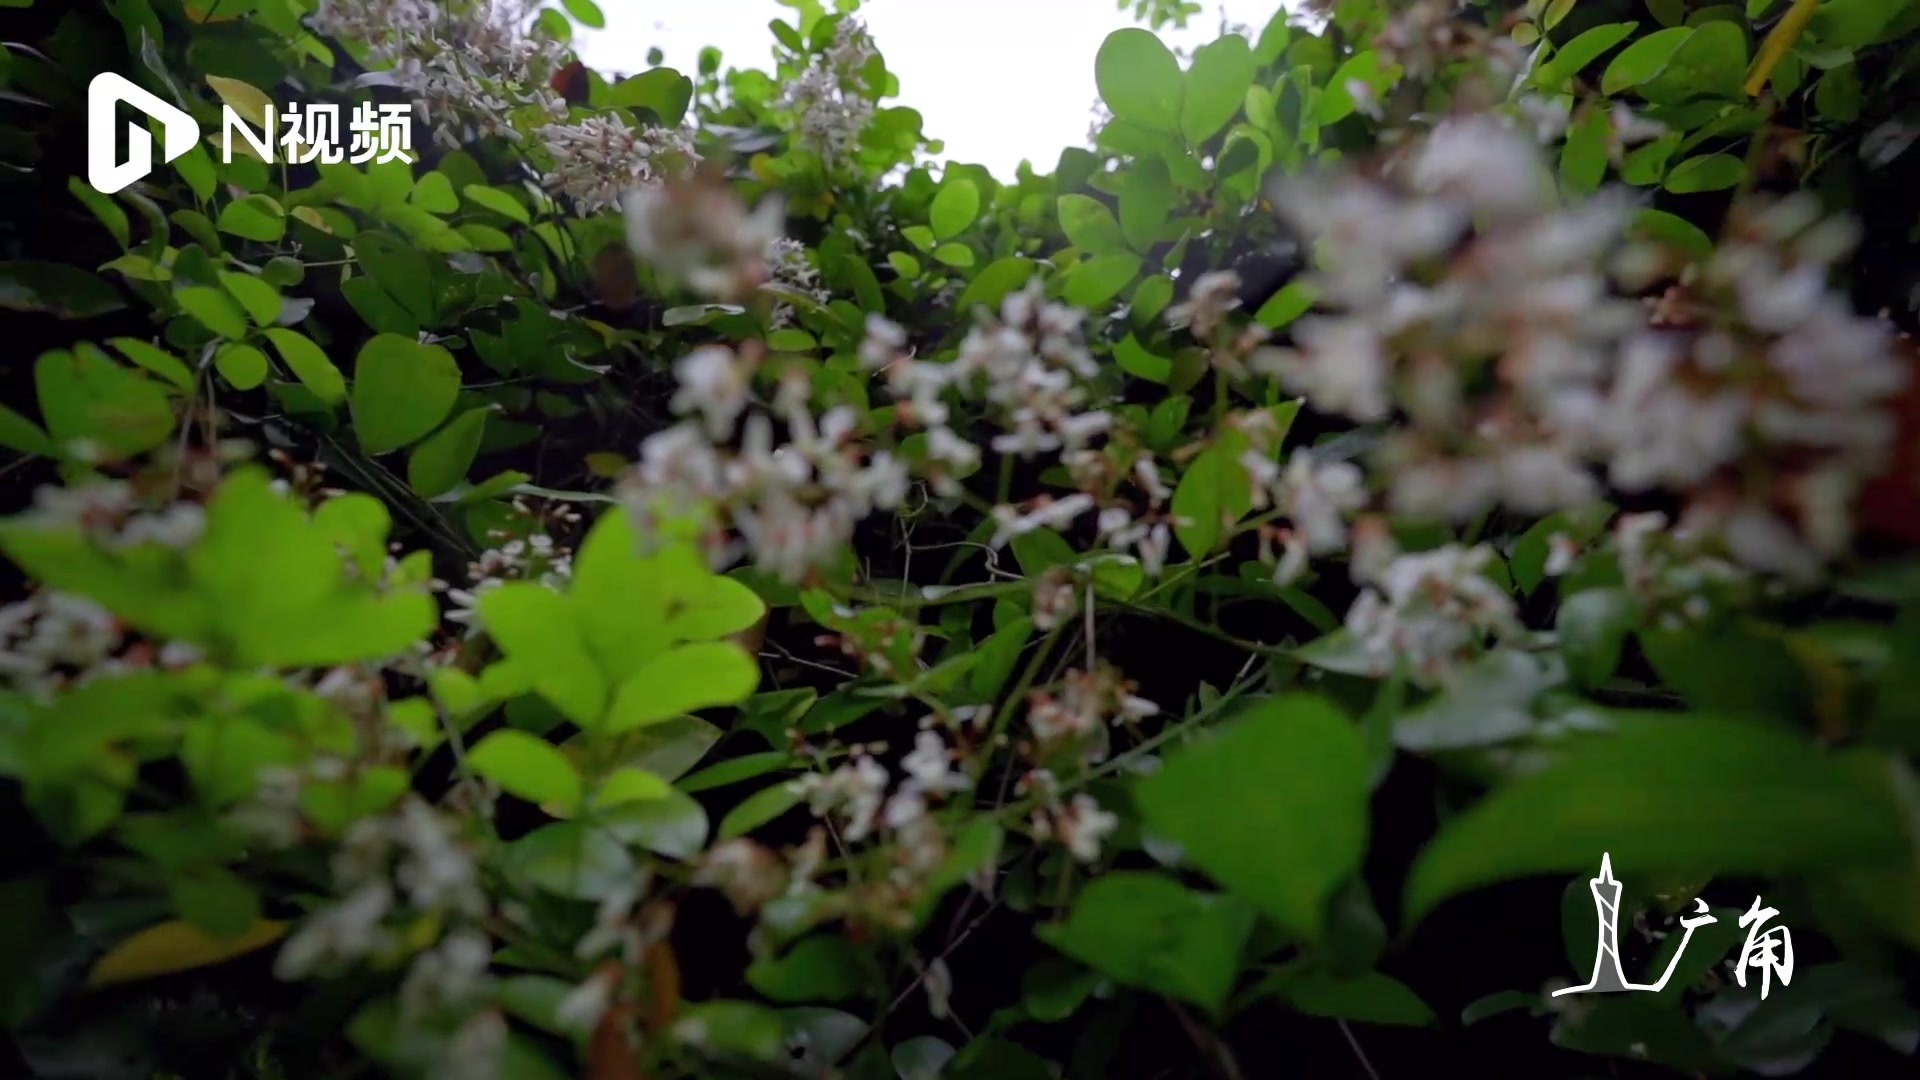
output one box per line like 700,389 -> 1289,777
1554,852 -> 1722,996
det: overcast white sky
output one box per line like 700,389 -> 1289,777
575,0 -> 1289,180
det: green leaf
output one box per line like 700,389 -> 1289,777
562,0 -> 605,29
901,225 -> 936,252
957,257 -> 1035,311
586,715 -> 722,785
1621,134 -> 1680,185
1057,194 -> 1129,256
605,68 -> 693,126
1638,621 -> 1810,720
1558,587 -> 1634,689
1535,22 -> 1641,89
598,787 -> 709,858
1170,445 -> 1251,557
1403,715 -> 1910,925
464,184 -> 531,224
351,233 -> 436,326
217,271 -> 280,327
1096,28 -> 1184,134
176,286 -> 249,340
1266,970 -> 1434,1027
747,935 -> 867,1003
68,177 -> 132,248
1317,50 -> 1389,124
407,407 -> 490,498
476,583 -> 608,727
1064,253 -> 1142,308
605,642 -> 761,733
1814,63 -> 1863,123
468,730 -> 583,814
1253,9 -> 1292,66
410,171 -> 460,214
1135,695 -> 1370,940
34,347 -> 174,459
1390,650 -> 1561,752
887,251 -> 921,278
110,339 -> 195,392
1631,208 -> 1714,261
930,179 -> 980,240
216,194 -> 286,243
932,242 -> 975,268
1131,274 -> 1174,325
1663,152 -> 1746,193
1559,107 -> 1612,194
213,343 -> 268,390
262,329 -> 346,405
1118,157 -> 1175,253
0,262 -> 124,319
1037,873 -> 1254,1013
1642,20 -> 1748,102
350,334 -> 461,454
719,780 -> 804,839
170,868 -> 261,940
0,404 -> 55,457
1182,34 -> 1256,144
1253,281 -> 1316,330
1601,26 -> 1695,95
1114,334 -> 1173,383
970,618 -> 1035,700
504,822 -> 633,900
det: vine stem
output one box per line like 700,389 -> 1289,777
1744,0 -> 1823,98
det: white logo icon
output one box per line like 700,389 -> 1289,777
1556,852 -> 1794,1000
86,73 -> 416,194
87,72 -> 199,195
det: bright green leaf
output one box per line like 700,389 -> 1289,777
468,730 -> 583,814
262,329 -> 346,405
605,642 -> 761,733
1135,695 -> 1370,939
1182,34 -> 1256,144
1096,29 -> 1184,134
930,179 -> 980,240
350,334 -> 461,454
1057,194 -> 1129,256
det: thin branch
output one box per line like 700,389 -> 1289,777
1338,1019 -> 1385,1080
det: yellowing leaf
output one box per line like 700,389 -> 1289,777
205,76 -> 276,130
87,918 -> 287,989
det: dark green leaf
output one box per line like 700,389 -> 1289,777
1404,715 -> 1909,925
1135,695 -> 1370,939
1037,872 -> 1254,1012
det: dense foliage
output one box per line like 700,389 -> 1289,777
4,0 -> 1920,1078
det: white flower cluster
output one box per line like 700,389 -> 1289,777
21,480 -> 205,549
1027,665 -> 1160,761
779,18 -> 877,168
1344,543 -> 1522,687
536,113 -> 699,213
763,236 -> 833,328
1018,769 -> 1119,864
624,172 -> 788,303
0,591 -> 125,700
0,484 -> 209,699
1250,112 -> 1906,586
791,729 -> 971,843
863,280 -> 1181,576
628,341 -> 910,580
276,796 -> 488,980
444,530 -> 574,631
309,0 -> 569,149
